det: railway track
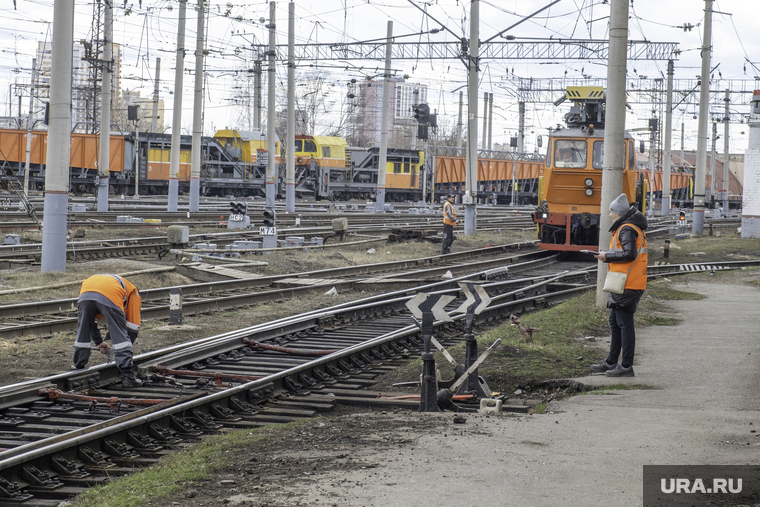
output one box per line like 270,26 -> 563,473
0,258 -> 593,506
0,254 -> 757,504
0,242 -> 546,339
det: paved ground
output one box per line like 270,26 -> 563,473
278,282 -> 760,507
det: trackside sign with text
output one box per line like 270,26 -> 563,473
643,465 -> 760,506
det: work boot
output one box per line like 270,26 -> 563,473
121,373 -> 143,388
590,360 -> 617,372
605,364 -> 635,377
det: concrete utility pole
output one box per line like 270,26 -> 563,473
481,91 -> 488,150
464,0 -> 479,235
285,1 -> 296,213
456,91 -> 463,149
189,0 -> 205,213
376,20 -> 393,212
41,0 -> 75,273
518,101 -> 526,153
151,57 -> 160,133
662,60 -> 674,215
710,121 -> 717,201
168,0 -> 187,212
265,1 -> 276,210
723,89 -> 730,214
487,93 -> 493,150
23,58 -> 36,197
595,0 -> 629,307
648,124 -> 655,217
254,60 -> 262,130
97,0 -> 113,212
681,123 -> 685,168
692,0 -> 713,234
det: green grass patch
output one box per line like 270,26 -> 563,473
584,383 -> 654,394
644,280 -> 706,301
71,421 -> 305,507
529,402 -> 547,414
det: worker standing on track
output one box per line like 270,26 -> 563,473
73,274 -> 143,388
442,194 -> 458,255
590,193 -> 648,377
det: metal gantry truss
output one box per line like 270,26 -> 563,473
252,39 -> 678,63
499,76 -> 758,122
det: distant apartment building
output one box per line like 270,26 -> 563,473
34,41 -> 122,133
349,78 -> 428,147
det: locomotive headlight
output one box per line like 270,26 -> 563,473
585,188 -> 593,196
542,213 -> 548,219
584,178 -> 594,187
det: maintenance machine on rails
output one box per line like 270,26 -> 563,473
532,86 -> 640,252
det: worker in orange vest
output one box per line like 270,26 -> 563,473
73,274 -> 143,387
442,194 -> 458,255
590,193 -> 648,377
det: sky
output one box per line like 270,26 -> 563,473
0,0 -> 758,155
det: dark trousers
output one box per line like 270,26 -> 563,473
73,300 -> 135,374
442,223 -> 454,254
606,307 -> 636,368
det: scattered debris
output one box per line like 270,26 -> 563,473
441,270 -> 453,279
452,414 -> 467,424
324,287 -> 338,296
366,248 -> 376,254
509,314 -> 542,341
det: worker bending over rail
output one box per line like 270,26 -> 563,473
73,274 -> 143,388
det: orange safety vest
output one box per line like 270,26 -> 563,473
443,201 -> 457,226
80,274 -> 142,332
607,224 -> 648,290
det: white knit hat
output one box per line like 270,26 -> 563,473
609,193 -> 630,215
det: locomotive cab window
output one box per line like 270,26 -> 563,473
294,140 -> 303,152
554,140 -> 587,169
545,139 -> 552,168
304,140 -> 317,153
592,141 -> 604,169
393,162 -> 401,173
322,147 -> 331,158
403,163 -> 410,174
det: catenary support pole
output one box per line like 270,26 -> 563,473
376,20 -> 393,212
41,0 -> 75,273
723,89 -> 730,214
456,91 -> 463,149
681,122 -> 685,168
487,93 -> 493,150
692,0 -> 713,234
168,0 -> 187,212
97,0 -> 113,212
648,125 -> 655,216
265,1 -> 276,210
254,60 -> 262,130
23,58 -> 36,198
662,59 -> 673,215
518,101 -> 525,153
710,122 -> 717,203
464,0 -> 479,235
481,91 -> 488,152
151,58 -> 160,133
285,1 -> 296,213
189,0 -> 205,213
595,0 -> 629,307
